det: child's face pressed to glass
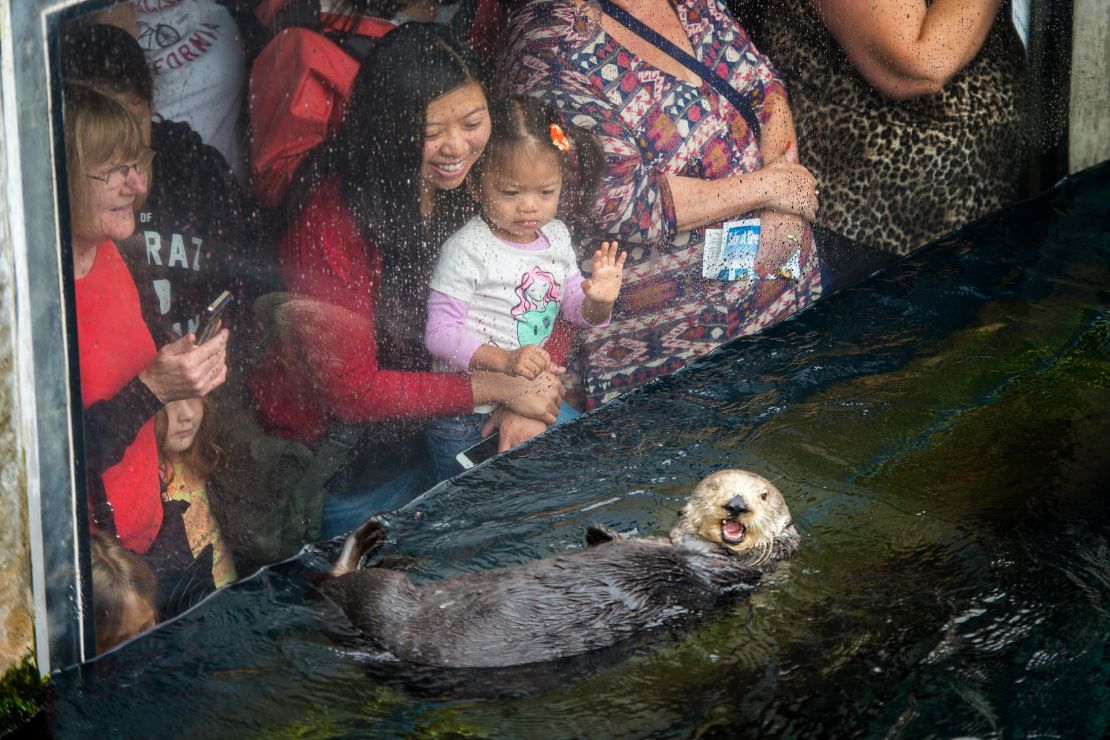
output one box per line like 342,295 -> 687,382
97,592 -> 156,654
478,144 -> 562,243
160,398 -> 204,459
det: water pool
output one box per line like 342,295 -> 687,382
46,162 -> 1110,738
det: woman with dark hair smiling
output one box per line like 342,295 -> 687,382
250,0 -> 504,210
250,23 -> 565,538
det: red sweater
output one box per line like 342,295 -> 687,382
251,179 -> 475,442
75,241 -> 161,553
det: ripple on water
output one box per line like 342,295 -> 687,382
47,164 -> 1110,738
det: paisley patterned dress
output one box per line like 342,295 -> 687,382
500,0 -> 822,408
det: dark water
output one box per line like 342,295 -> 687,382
48,163 -> 1110,738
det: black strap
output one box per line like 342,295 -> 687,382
270,0 -> 323,35
87,474 -> 118,537
595,0 -> 762,141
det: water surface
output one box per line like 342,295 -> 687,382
49,163 -> 1110,738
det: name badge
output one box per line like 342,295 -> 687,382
703,219 -> 801,281
703,219 -> 759,281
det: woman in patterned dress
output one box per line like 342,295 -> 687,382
499,0 -> 822,409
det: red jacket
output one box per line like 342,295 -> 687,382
250,180 -> 477,442
75,241 -> 162,553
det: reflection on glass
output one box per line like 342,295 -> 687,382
62,79 -> 167,651
49,0 -> 1068,663
60,12 -> 243,648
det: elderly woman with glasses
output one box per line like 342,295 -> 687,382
65,82 -> 229,557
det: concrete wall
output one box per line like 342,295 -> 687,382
0,101 -> 35,672
1069,0 -> 1110,172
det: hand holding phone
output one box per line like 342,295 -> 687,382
455,433 -> 501,470
195,290 -> 232,344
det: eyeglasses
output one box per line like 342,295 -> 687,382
85,148 -> 155,189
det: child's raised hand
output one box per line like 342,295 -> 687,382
582,241 -> 627,306
506,344 -> 552,379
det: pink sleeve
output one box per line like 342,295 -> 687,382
426,289 -> 487,372
560,271 -> 611,328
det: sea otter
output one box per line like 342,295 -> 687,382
321,470 -> 800,668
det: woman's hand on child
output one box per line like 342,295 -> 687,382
506,370 -> 564,425
507,345 -> 553,379
471,369 -> 564,424
582,241 -> 627,307
481,408 -> 549,452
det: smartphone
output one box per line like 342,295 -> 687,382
195,290 -> 232,344
455,433 -> 501,470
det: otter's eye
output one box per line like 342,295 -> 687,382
760,492 -> 768,501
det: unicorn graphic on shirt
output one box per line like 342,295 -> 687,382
512,266 -> 560,347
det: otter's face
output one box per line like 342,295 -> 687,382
671,470 -> 799,564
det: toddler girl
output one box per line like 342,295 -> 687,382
424,95 -> 626,478
151,397 -> 237,615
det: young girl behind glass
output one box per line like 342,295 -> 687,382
424,96 -> 626,478
152,397 -> 237,612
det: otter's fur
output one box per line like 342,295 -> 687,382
321,470 -> 800,668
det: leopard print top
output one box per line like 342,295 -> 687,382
762,0 -> 1027,254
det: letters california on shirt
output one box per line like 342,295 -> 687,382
118,119 -> 259,345
132,0 -> 248,181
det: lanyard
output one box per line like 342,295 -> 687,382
595,0 -> 762,140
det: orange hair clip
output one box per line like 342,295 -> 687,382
549,123 -> 570,153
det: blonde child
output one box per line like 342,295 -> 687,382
90,530 -> 157,654
425,95 -> 626,477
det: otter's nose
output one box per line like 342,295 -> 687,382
725,496 -> 749,516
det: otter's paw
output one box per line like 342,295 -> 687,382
332,519 -> 386,576
585,525 -> 624,547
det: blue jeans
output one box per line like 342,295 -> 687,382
425,402 -> 582,483
318,440 -> 435,540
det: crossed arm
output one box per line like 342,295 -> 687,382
810,0 -> 1003,100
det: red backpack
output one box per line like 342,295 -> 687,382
249,0 -> 504,209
